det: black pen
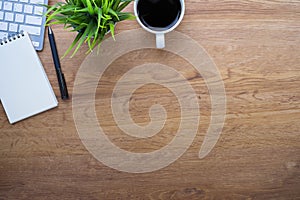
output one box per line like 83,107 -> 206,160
48,26 -> 69,100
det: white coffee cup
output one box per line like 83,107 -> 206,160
134,0 -> 185,48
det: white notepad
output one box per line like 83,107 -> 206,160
0,32 -> 58,124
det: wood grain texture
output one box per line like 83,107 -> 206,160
0,0 -> 299,199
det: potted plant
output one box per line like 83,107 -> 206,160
45,0 -> 135,57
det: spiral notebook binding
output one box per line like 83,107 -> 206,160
0,31 -> 25,46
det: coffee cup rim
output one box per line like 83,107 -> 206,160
134,0 -> 185,34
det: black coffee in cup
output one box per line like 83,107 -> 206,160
137,0 -> 182,31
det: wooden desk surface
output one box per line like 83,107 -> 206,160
1,0 -> 299,199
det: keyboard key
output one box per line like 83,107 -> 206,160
5,12 -> 14,21
34,6 -> 44,15
19,24 -> 41,35
24,5 -> 33,14
3,2 -> 13,11
30,0 -> 44,4
0,11 -> 4,20
25,15 -> 42,25
0,32 -> 9,39
13,3 -> 23,13
0,1 -> 2,10
20,0 -> 29,3
15,13 -> 24,23
9,23 -> 18,32
32,41 -> 39,47
0,22 -> 8,31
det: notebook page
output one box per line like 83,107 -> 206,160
0,32 -> 58,124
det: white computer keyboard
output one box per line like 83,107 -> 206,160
0,0 -> 48,50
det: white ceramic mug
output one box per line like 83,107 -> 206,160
134,0 -> 185,48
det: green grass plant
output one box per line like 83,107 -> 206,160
45,0 -> 135,57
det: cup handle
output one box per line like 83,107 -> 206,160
156,33 -> 165,48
